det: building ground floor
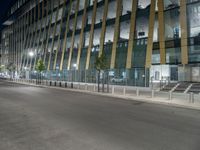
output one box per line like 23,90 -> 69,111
17,64 -> 200,88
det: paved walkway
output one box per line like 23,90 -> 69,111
8,79 -> 200,110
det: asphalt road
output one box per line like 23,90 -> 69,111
0,79 -> 200,150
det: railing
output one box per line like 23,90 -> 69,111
11,78 -> 200,106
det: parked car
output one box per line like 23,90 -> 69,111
110,77 -> 126,83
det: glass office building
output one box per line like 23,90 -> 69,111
1,0 -> 200,86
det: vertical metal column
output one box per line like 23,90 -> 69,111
158,0 -> 166,64
59,0 -> 73,70
110,0 -> 122,69
126,0 -> 138,69
43,0 -> 54,64
76,0 -> 88,70
99,0 -> 109,57
30,0 -> 40,70
180,0 -> 188,65
20,12 -> 29,70
145,0 -> 156,68
47,0 -> 60,71
25,5 -> 36,68
67,0 -> 80,70
85,0 -> 97,70
33,0 -> 45,70
13,22 -> 15,66
53,0 -> 67,70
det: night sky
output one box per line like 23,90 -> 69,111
0,0 -> 16,31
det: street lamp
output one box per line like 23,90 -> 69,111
29,51 -> 34,57
73,63 -> 77,81
73,63 -> 77,68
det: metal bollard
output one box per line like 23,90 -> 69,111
136,89 -> 139,96
151,90 -> 155,98
169,91 -> 172,100
59,82 -> 62,87
50,81 -> 52,86
71,83 -> 73,88
112,86 -> 115,94
189,92 -> 194,103
93,85 -> 96,92
65,82 -> 67,88
123,87 -> 126,96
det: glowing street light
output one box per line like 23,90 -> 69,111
73,63 -> 77,68
29,51 -> 34,57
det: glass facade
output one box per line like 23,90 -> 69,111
1,0 -> 200,86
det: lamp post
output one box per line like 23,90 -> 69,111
28,51 -> 34,80
29,51 -> 34,57
73,63 -> 77,82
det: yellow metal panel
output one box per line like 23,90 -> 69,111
24,8 -> 33,68
53,1 -> 66,70
76,0 -> 88,70
30,0 -> 40,70
126,0 -> 137,69
145,0 -> 156,68
59,0 -> 72,71
43,0 -> 53,64
99,0 -> 109,57
47,0 -> 60,71
28,0 -> 37,70
33,0 -> 45,70
85,0 -> 97,70
67,0 -> 80,70
110,0 -> 122,69
158,0 -> 166,64
180,0 -> 188,65
21,13 -> 29,70
26,2 -> 36,68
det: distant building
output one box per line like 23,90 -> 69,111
1,0 -> 200,86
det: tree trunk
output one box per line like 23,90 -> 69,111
98,71 -> 100,92
106,71 -> 109,93
102,72 -> 105,93
40,72 -> 42,85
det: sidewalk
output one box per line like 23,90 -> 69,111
10,79 -> 200,111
